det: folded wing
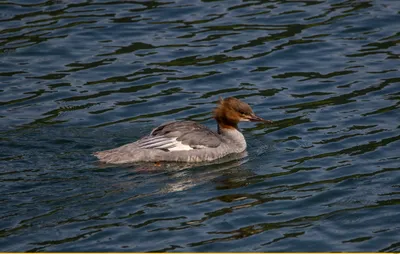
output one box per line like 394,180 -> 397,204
137,121 -> 222,151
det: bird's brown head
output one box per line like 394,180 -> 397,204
213,97 -> 273,129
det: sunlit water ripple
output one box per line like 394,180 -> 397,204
1,0 -> 400,252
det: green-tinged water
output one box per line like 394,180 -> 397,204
1,0 -> 400,251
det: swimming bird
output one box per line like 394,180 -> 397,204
94,97 -> 273,164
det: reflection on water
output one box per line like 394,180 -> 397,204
99,151 -> 250,193
1,0 -> 400,252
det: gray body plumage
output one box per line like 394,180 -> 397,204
94,121 -> 247,164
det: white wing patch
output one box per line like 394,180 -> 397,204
167,142 -> 193,151
137,136 -> 194,151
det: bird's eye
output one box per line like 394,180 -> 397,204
239,111 -> 246,115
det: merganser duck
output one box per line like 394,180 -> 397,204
94,97 -> 272,164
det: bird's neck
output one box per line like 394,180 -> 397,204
217,124 -> 247,151
217,121 -> 238,134
215,112 -> 239,134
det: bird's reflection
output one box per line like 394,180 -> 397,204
158,152 -> 255,193
98,151 -> 256,194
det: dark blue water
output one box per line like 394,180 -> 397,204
1,0 -> 400,251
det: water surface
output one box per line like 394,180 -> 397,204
1,0 -> 400,252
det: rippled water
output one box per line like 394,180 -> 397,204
1,0 -> 400,251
